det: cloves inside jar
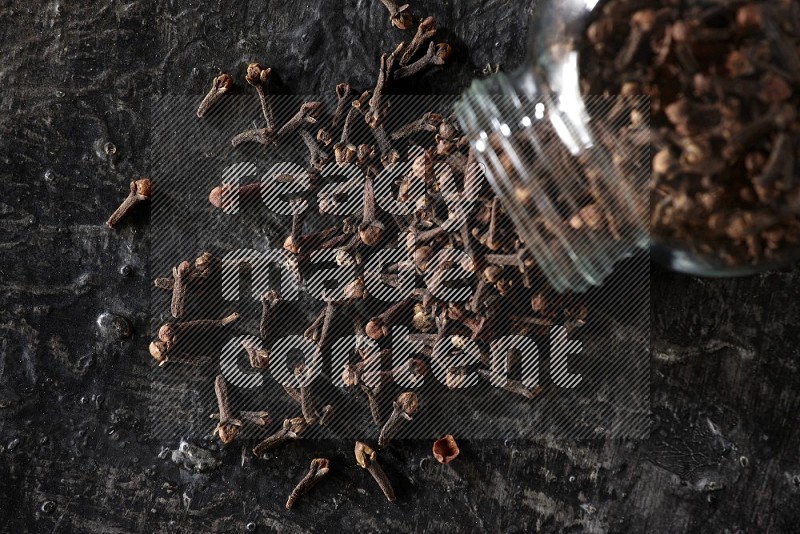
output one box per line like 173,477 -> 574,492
579,0 -> 800,274
454,0 -> 800,285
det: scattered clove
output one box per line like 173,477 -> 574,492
241,339 -> 270,369
170,261 -> 192,318
378,0 -> 412,30
582,0 -> 800,268
197,73 -> 233,118
378,392 -> 419,447
157,312 -> 240,345
252,417 -> 308,456
401,16 -> 437,65
245,63 -> 274,129
354,441 -> 396,501
394,42 -> 448,80
432,434 -> 460,464
106,178 -> 151,228
286,458 -> 331,509
212,374 -> 242,444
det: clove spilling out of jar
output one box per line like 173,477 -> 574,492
580,0 -> 800,273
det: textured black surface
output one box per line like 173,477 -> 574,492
1,0 -> 800,532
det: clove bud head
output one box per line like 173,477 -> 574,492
334,143 -> 357,165
365,318 -> 390,340
216,422 -> 240,444
342,364 -> 360,387
208,184 -> 229,209
158,323 -> 178,344
213,72 -> 234,91
434,43 -> 452,61
432,434 -> 460,464
149,340 -> 170,366
282,234 -> 301,254
132,178 -> 153,197
392,11 -> 413,30
395,391 -> 419,416
246,63 -> 271,85
354,441 -> 378,468
411,302 -> 436,332
311,457 -> 330,472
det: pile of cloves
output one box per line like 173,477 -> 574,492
581,0 -> 800,267
143,2 -> 589,506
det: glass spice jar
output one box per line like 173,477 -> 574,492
454,0 -> 800,290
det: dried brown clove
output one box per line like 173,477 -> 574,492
153,277 -> 175,290
342,347 -> 384,383
361,383 -> 384,426
390,111 -> 443,140
299,129 -> 330,170
434,119 -> 463,156
400,16 -> 437,65
614,10 -> 662,71
252,417 -> 308,456
394,42 -> 448,80
332,83 -> 352,127
241,339 -> 270,369
208,182 -> 263,209
197,73 -> 233,118
378,391 -> 419,447
335,91 -> 370,164
194,251 -> 252,278
284,223 -> 340,256
354,441 -> 396,501
286,458 -> 331,509
259,289 -> 282,340
411,301 -> 437,332
294,363 -> 318,425
106,178 -> 152,228
212,374 -> 242,444
233,102 -> 321,147
303,307 -> 329,344
372,124 -> 400,167
316,127 -> 334,147
245,63 -> 274,129
276,101 -> 323,140
170,261 -> 192,318
148,340 -> 173,366
447,304 -> 490,341
378,0 -> 412,30
231,126 -> 275,147
359,174 -> 385,246
432,434 -> 459,464
368,42 -> 404,128
238,411 -> 272,427
158,312 -> 240,345
365,297 -> 414,340
476,197 -> 503,251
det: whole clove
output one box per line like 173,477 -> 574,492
197,73 -> 234,118
378,391 -> 419,447
432,434 -> 460,464
581,0 -> 800,268
354,441 -> 396,501
252,417 -> 308,456
106,178 -> 151,228
212,374 -> 242,444
286,458 -> 331,509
